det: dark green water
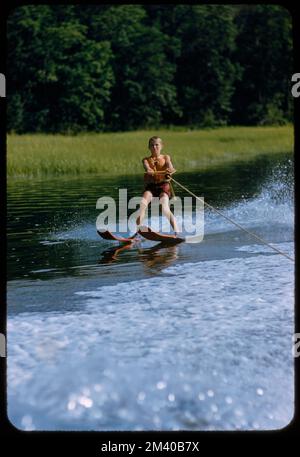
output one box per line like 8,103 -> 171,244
7,152 -> 293,283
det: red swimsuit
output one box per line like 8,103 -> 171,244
143,156 -> 171,198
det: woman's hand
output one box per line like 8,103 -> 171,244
166,167 -> 176,174
165,155 -> 176,174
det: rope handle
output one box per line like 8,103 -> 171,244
144,171 -> 174,183
144,170 -> 174,175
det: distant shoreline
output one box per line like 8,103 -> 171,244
7,125 -> 293,178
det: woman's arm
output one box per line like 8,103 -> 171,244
164,155 -> 176,174
142,158 -> 154,174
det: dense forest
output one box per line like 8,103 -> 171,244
7,4 -> 293,133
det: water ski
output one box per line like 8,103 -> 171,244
138,226 -> 185,244
97,229 -> 137,243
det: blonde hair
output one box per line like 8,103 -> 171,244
148,136 -> 163,148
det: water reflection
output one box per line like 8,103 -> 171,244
99,243 -> 137,264
138,243 -> 179,273
99,241 -> 179,273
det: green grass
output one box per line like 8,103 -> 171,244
7,125 -> 293,177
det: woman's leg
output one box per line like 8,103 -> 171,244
136,191 -> 152,226
159,193 -> 179,234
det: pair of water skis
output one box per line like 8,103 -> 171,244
97,226 -> 185,245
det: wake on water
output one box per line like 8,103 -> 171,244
51,158 -> 294,244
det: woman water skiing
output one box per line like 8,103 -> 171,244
136,136 -> 179,235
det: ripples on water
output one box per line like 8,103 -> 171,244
7,153 -> 294,430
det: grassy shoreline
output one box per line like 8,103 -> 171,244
7,126 -> 293,178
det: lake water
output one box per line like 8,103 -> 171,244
7,153 -> 295,431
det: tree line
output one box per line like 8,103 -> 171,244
7,4 -> 293,133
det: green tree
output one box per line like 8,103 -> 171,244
232,5 -> 293,125
174,5 -> 240,127
7,5 -> 114,132
7,6 -> 53,132
84,5 -> 180,130
7,4 -> 293,132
